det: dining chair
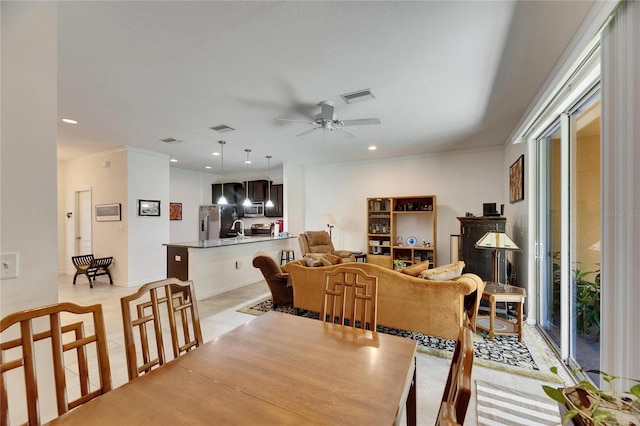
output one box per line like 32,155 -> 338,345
436,401 -> 461,426
321,266 -> 378,330
120,278 -> 203,381
1,302 -> 112,426
437,326 -> 474,425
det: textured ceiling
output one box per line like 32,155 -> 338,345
56,1 -> 595,174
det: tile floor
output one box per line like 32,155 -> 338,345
58,274 -> 566,425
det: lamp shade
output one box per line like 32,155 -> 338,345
474,231 -> 521,251
321,213 -> 337,226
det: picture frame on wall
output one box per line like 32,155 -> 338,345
96,203 -> 121,222
138,199 -> 161,216
509,154 -> 525,203
169,202 -> 182,220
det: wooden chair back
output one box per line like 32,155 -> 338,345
120,278 -> 203,381
1,302 -> 112,425
435,401 -> 461,426
321,266 -> 378,330
437,326 -> 474,425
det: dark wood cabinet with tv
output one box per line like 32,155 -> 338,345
457,216 -> 506,282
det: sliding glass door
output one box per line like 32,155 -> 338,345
537,90 -> 601,380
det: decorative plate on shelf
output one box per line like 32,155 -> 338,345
406,236 -> 417,246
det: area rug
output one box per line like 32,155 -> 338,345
476,380 -> 561,426
237,296 -> 562,383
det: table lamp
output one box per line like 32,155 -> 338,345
321,213 -> 337,239
475,231 -> 521,285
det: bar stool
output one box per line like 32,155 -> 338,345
280,249 -> 295,265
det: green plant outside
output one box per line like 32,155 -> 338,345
552,253 -> 601,339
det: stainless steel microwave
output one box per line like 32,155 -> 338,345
243,202 -> 264,217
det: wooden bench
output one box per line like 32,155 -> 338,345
72,254 -> 114,288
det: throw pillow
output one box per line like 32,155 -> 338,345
323,254 -> 343,265
419,261 -> 465,281
400,260 -> 430,277
303,254 -> 332,267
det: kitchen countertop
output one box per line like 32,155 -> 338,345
163,234 -> 297,249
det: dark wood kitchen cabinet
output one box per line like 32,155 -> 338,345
212,182 -> 243,205
457,216 -> 506,282
265,183 -> 283,217
247,180 -> 268,202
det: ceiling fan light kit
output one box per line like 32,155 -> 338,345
275,99 -> 380,139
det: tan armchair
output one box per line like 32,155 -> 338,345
298,231 -> 355,262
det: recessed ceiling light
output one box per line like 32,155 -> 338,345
170,158 -> 178,163
368,145 -> 377,151
62,118 -> 78,124
340,89 -> 376,104
209,124 -> 236,133
205,166 -> 212,169
212,152 -> 220,156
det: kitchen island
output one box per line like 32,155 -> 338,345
164,235 -> 297,300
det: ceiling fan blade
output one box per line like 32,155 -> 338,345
334,128 -> 355,139
274,117 -> 315,124
296,127 -> 322,137
319,101 -> 335,121
341,118 -> 381,126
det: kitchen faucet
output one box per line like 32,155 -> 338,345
231,220 -> 245,237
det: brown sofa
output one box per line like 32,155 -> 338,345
298,231 -> 355,262
282,260 -> 484,340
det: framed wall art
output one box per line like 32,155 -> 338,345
169,202 -> 182,220
509,154 -> 524,203
138,199 -> 161,216
95,203 -> 121,222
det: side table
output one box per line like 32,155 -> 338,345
352,252 -> 367,263
476,282 -> 526,341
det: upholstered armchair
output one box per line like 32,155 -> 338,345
252,255 -> 293,306
298,231 -> 355,263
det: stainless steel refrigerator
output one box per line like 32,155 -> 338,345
198,205 -> 219,240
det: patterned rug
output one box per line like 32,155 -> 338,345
237,296 -> 562,382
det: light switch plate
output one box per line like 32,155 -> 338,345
1,252 -> 19,279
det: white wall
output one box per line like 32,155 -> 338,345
1,2 -> 59,313
60,148 -> 129,283
503,141 -> 530,316
127,148 -> 170,286
170,167 -> 209,242
303,147 -> 505,265
283,162 -> 305,255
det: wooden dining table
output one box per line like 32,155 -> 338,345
48,311 -> 418,425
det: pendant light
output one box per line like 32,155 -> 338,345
217,141 -> 228,205
265,155 -> 274,208
242,149 -> 252,207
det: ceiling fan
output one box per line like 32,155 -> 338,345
275,100 -> 380,139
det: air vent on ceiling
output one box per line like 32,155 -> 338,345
160,137 -> 181,143
209,124 -> 236,133
340,89 -> 376,104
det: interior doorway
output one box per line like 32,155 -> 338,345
75,190 -> 92,255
